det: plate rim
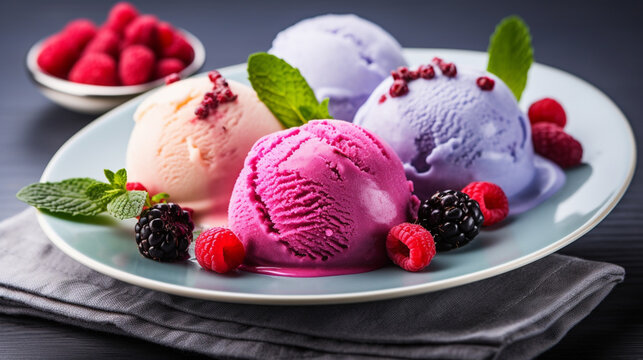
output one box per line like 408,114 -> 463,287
36,48 -> 638,305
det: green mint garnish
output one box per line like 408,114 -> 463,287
15,168 -> 168,221
247,52 -> 331,128
487,15 -> 534,101
107,190 -> 147,220
16,178 -> 106,216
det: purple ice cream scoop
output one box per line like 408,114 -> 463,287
354,61 -> 565,214
269,14 -> 406,122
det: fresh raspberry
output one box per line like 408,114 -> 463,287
119,45 -> 155,85
532,122 -> 583,168
155,58 -> 185,79
68,53 -> 118,86
37,34 -> 81,78
195,227 -> 245,273
161,33 -> 194,65
123,15 -> 159,50
386,223 -> 436,272
126,182 -> 148,192
83,29 -> 120,58
165,73 -> 181,85
62,19 -> 98,51
461,182 -> 509,226
157,21 -> 175,50
105,2 -> 139,34
528,98 -> 567,128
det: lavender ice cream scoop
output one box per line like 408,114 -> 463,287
269,14 -> 406,121
354,60 -> 565,214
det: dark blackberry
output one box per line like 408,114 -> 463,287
418,190 -> 484,251
135,203 -> 194,261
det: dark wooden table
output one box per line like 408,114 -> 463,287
1,0 -> 641,358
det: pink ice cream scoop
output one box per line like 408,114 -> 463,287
228,120 -> 419,277
126,76 -> 283,225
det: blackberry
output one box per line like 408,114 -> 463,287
418,190 -> 484,251
135,203 -> 194,261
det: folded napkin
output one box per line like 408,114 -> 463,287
0,209 -> 624,360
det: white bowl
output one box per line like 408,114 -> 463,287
26,29 -> 206,114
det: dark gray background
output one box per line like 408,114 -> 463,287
1,0 -> 641,358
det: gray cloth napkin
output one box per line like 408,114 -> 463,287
0,210 -> 624,360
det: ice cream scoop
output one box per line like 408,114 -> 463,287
354,61 -> 565,214
126,76 -> 283,225
269,14 -> 406,121
228,120 -> 419,277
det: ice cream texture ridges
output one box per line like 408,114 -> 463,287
228,120 -> 419,277
126,76 -> 283,225
269,14 -> 407,121
354,62 -> 565,214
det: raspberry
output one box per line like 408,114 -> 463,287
528,98 -> 567,128
532,122 -> 583,168
157,21 -> 175,50
83,29 -> 120,58
161,33 -> 195,65
63,19 -> 98,51
440,62 -> 457,77
418,64 -> 435,79
135,203 -> 194,261
386,223 -> 436,272
123,15 -> 159,49
476,76 -> 495,91
418,190 -> 484,251
165,73 -> 181,85
68,53 -> 118,86
37,34 -> 81,78
155,58 -> 185,79
126,182 -> 148,192
119,45 -> 155,85
105,2 -> 139,34
195,70 -> 237,119
195,227 -> 245,273
461,182 -> 509,226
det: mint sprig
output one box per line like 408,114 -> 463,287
487,15 -> 534,101
16,168 -> 167,220
247,52 -> 331,128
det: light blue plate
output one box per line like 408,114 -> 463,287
37,49 -> 636,305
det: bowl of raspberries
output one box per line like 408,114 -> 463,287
26,2 -> 205,114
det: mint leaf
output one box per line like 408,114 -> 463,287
247,52 -> 332,128
16,178 -> 106,216
106,190 -> 147,220
112,168 -> 127,189
104,169 -> 115,185
487,15 -> 533,101
151,192 -> 170,204
86,183 -> 114,200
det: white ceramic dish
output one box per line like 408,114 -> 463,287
36,49 -> 636,305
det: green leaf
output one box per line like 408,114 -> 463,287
113,168 -> 127,189
106,190 -> 147,220
487,15 -> 534,101
247,52 -> 332,128
151,192 -> 170,204
86,183 -> 122,208
16,178 -> 106,216
104,169 -> 115,185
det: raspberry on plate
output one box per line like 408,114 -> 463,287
461,182 -> 509,226
68,53 -> 118,86
105,2 -> 139,34
123,14 -> 159,49
386,223 -> 436,272
37,35 -> 81,78
195,227 -> 245,273
528,98 -> 567,128
135,203 -> 194,262
119,45 -> 155,85
532,122 -> 583,168
418,190 -> 484,251
155,58 -> 185,79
